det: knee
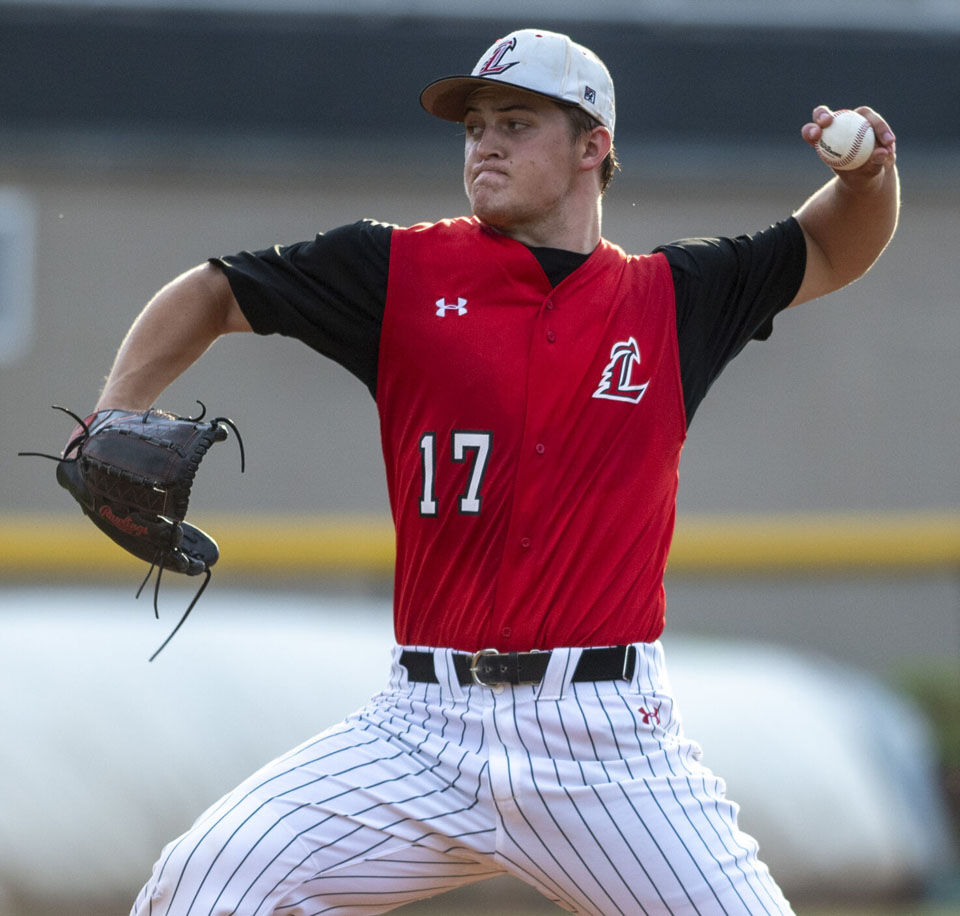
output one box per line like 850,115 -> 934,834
130,831 -> 216,916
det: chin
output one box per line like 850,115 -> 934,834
470,197 -> 518,232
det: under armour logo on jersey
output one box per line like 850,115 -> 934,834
478,36 -> 519,75
639,704 -> 661,726
592,337 -> 649,404
435,297 -> 468,317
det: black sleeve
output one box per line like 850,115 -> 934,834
209,219 -> 394,398
655,216 -> 806,425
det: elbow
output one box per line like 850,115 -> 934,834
192,262 -> 251,336
793,212 -> 897,305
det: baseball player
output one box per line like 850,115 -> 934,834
89,28 -> 898,916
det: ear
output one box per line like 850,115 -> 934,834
580,125 -> 612,172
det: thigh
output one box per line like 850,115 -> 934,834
489,648 -> 794,915
507,757 -> 794,915
131,696 -> 500,915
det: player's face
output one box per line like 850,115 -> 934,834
462,87 -> 584,242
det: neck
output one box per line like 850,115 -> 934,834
481,191 -> 603,254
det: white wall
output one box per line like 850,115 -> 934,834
4,155 -> 957,518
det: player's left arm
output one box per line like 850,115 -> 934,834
789,105 -> 900,307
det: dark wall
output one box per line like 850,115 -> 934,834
1,7 -> 957,154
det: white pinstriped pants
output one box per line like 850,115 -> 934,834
132,642 -> 793,915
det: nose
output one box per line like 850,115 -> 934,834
473,126 -> 503,159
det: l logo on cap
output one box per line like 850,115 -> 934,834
478,37 -> 519,75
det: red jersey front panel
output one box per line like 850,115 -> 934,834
378,218 -> 686,651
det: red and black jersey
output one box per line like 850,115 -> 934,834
380,218 -> 683,649
213,215 -> 805,650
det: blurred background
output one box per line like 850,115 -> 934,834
0,1 -> 958,913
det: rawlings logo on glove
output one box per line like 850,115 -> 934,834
20,402 -> 244,659
99,504 -> 150,537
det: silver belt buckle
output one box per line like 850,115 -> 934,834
469,647 -> 500,687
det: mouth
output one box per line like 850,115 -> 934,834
472,166 -> 508,183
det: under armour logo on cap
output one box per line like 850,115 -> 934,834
420,28 -> 616,139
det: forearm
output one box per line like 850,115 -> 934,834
96,263 -> 249,411
794,165 -> 900,296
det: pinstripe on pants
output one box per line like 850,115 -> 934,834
131,641 -> 794,916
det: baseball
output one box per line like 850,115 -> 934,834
816,109 -> 876,170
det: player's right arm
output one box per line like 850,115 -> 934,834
95,263 -> 251,412
94,219 -> 391,419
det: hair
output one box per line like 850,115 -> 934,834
564,106 -> 619,194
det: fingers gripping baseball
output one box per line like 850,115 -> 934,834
802,105 -> 897,178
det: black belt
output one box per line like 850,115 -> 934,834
400,645 -> 637,688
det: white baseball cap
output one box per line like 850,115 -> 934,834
420,28 -> 616,138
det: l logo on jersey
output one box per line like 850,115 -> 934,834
435,297 -> 468,317
592,337 -> 649,404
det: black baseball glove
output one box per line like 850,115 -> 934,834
21,403 -> 244,659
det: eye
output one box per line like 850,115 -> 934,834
464,122 -> 483,139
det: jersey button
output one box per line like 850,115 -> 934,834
535,442 -> 546,455
520,537 -> 532,549
545,329 -> 557,343
544,299 -> 555,310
